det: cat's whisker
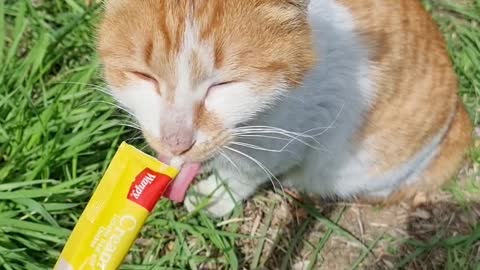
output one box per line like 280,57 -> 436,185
234,134 -> 320,156
235,102 -> 345,138
223,146 -> 281,195
230,141 -> 302,161
224,146 -> 285,196
117,123 -> 142,131
234,123 -> 333,138
290,104 -> 344,156
112,116 -> 141,128
234,126 -> 318,137
310,103 -> 345,138
56,81 -> 105,88
111,115 -> 138,124
128,129 -> 144,139
126,135 -> 145,143
218,150 -> 242,175
83,100 -> 135,117
277,131 -> 328,153
113,117 -> 141,128
231,128 -> 316,141
235,134 -> 291,141
140,145 -> 150,152
77,99 -> 141,131
231,103 -> 345,155
231,130 -> 313,139
56,82 -> 113,97
232,130 -> 326,152
231,141 -> 291,154
234,125 -> 314,132
232,127 -> 325,143
123,121 -> 141,128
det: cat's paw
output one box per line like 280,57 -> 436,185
184,174 -> 239,218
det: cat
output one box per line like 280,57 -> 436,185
98,0 -> 473,218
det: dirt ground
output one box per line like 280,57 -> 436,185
232,158 -> 480,270
233,192 -> 479,269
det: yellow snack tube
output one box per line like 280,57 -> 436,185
54,142 -> 179,270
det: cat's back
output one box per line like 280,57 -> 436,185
304,0 -> 472,201
339,0 -> 468,165
339,0 -> 457,103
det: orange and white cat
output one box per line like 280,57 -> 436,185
98,0 -> 472,217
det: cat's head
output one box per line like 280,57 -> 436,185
98,0 -> 315,163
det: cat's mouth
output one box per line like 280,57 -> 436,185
152,133 -> 231,202
158,155 -> 201,203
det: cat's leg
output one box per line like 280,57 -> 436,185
184,166 -> 265,218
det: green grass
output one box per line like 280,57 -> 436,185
0,0 -> 479,269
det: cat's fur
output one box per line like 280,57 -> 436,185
98,0 -> 473,217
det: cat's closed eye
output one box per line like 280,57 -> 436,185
131,71 -> 160,93
131,71 -> 157,84
208,81 -> 236,92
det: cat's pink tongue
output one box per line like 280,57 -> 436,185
160,156 -> 200,203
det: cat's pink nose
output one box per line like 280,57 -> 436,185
164,132 -> 196,156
